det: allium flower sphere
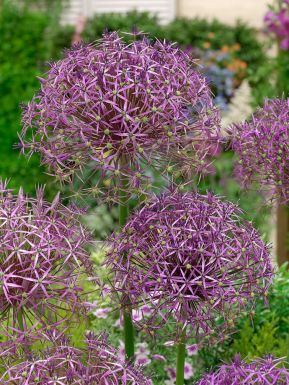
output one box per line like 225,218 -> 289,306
230,98 -> 289,203
0,333 -> 152,384
20,32 -> 220,202
196,355 -> 289,385
105,191 -> 273,339
0,181 -> 92,336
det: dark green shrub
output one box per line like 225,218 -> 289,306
82,10 -> 160,42
198,263 -> 289,371
83,12 -> 265,75
0,1 -> 71,197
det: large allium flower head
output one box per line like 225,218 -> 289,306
20,32 -> 221,202
105,190 -> 273,340
230,98 -> 289,203
196,355 -> 289,384
0,333 -> 152,384
0,180 -> 93,337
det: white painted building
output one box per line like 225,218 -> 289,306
178,0 -> 268,28
62,0 -> 268,28
62,0 -> 176,25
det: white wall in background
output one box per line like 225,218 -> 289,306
178,0 -> 268,28
62,0 -> 176,25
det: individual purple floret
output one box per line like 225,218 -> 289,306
230,98 -> 289,203
20,32 -> 220,202
196,355 -> 289,384
105,191 -> 273,340
0,333 -> 152,384
0,180 -> 93,337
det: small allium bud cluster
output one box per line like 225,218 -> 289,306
0,333 -> 152,384
197,355 -> 289,384
230,98 -> 289,203
0,181 -> 92,337
20,32 -> 220,202
105,191 -> 273,339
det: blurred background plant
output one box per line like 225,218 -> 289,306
0,0 -> 66,197
197,263 -> 289,371
0,0 -> 266,198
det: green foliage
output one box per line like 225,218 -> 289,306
248,58 -> 276,107
229,263 -> 289,360
166,19 -> 264,71
82,205 -> 119,239
83,12 -> 265,73
230,318 -> 289,359
82,11 -> 160,42
0,1 -> 68,197
199,264 -> 289,372
277,49 -> 289,96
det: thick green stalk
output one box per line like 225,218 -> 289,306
17,309 -> 31,357
119,193 -> 128,227
123,303 -> 135,359
17,309 -> 25,333
176,332 -> 186,385
275,0 -> 289,266
119,162 -> 135,360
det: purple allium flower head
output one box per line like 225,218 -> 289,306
230,98 -> 289,203
196,355 -> 289,385
0,333 -> 152,384
0,180 -> 93,337
264,2 -> 289,50
20,32 -> 220,202
105,190 -> 273,340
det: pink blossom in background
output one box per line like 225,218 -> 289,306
136,342 -> 150,356
117,340 -> 125,362
184,362 -> 194,380
152,354 -> 167,362
164,341 -> 175,347
136,354 -> 152,367
92,307 -> 112,319
132,309 -> 144,322
187,344 -> 199,356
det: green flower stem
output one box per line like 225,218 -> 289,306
17,309 -> 25,333
123,302 -> 135,360
119,193 -> 128,227
17,309 -> 31,356
176,332 -> 186,385
119,159 -> 135,360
